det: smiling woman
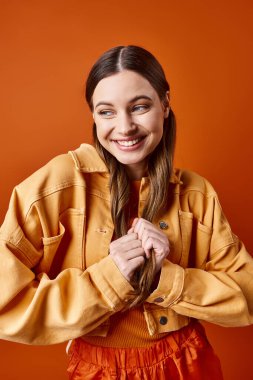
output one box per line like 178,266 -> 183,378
0,45 -> 253,380
93,70 -> 169,179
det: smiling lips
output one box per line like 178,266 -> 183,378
113,136 -> 145,148
117,138 -> 142,147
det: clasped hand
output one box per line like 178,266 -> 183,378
109,218 -> 170,282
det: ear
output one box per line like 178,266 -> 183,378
163,91 -> 170,118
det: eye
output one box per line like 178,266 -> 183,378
132,104 -> 150,113
97,109 -> 114,117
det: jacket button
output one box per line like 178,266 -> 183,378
159,316 -> 168,325
154,297 -> 164,303
159,221 -> 168,230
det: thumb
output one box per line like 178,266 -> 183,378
131,218 -> 139,228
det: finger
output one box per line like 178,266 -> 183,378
142,237 -> 170,257
110,232 -> 138,248
133,218 -> 155,239
141,238 -> 153,258
110,234 -> 143,259
127,227 -> 134,234
125,247 -> 145,260
129,255 -> 145,270
141,229 -> 168,246
131,218 -> 139,228
134,218 -> 153,229
133,219 -> 145,239
124,239 -> 143,252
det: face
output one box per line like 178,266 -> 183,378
92,70 -> 169,179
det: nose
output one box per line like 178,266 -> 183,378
117,111 -> 137,135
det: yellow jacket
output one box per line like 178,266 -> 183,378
0,144 -> 252,345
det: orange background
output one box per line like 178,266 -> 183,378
0,0 -> 252,379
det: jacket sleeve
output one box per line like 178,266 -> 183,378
146,193 -> 253,327
0,189 -> 135,345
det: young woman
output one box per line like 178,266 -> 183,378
0,45 -> 252,379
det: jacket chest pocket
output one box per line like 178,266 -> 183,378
178,210 -> 213,268
155,213 -> 183,266
84,193 -> 114,268
85,224 -> 113,267
35,208 -> 85,277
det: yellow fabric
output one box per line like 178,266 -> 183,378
83,180 -> 169,347
0,143 -> 252,346
83,305 -> 171,348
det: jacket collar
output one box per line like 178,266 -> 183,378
69,143 -> 182,184
69,144 -> 108,173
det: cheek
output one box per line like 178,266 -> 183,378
146,112 -> 164,135
95,121 -> 111,143
96,131 -> 108,149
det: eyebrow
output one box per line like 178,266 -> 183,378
94,95 -> 153,109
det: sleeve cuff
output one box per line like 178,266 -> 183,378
145,260 -> 185,307
88,256 -> 136,311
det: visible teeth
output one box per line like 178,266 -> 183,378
117,138 -> 141,147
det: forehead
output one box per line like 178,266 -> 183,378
92,70 -> 157,104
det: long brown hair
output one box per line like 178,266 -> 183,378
85,46 -> 176,307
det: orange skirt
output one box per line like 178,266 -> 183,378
67,320 -> 223,380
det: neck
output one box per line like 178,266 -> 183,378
124,162 -> 148,180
